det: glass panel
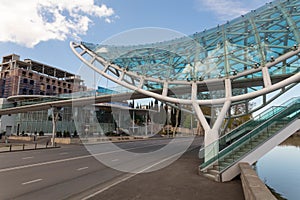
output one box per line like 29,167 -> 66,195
200,97 -> 300,171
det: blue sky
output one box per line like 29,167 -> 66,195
0,0 -> 271,74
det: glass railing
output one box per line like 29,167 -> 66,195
200,97 -> 300,171
1,97 -> 70,109
0,86 -> 134,110
217,103 -> 300,172
220,105 -> 286,149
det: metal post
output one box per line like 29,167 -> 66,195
132,110 -> 135,135
145,112 -> 148,136
51,107 -> 57,147
190,114 -> 193,136
118,110 -> 121,135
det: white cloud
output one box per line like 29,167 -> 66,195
0,0 -> 115,47
196,0 -> 269,20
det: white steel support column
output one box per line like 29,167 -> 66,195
191,82 -> 210,131
262,67 -> 272,88
162,81 -> 168,97
204,79 -> 232,162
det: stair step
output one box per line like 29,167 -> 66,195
217,164 -> 229,171
202,172 -> 220,182
218,160 -> 232,167
238,148 -> 251,153
208,169 -> 219,176
212,165 -> 219,170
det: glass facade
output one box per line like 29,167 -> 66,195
82,0 -> 300,86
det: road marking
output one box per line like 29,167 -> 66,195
59,152 -> 69,155
77,167 -> 89,171
81,151 -> 184,200
0,138 -> 194,173
111,159 -> 119,162
22,157 -> 34,160
22,179 -> 42,185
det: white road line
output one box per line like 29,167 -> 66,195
82,151 -> 184,200
0,138 -> 194,173
111,159 -> 119,162
22,157 -> 34,160
77,167 -> 89,171
59,152 -> 69,155
22,179 -> 42,185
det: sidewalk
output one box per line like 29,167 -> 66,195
0,138 -> 59,153
88,147 -> 244,200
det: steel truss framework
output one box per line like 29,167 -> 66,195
71,0 -> 300,149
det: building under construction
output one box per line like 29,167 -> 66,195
0,54 -> 85,97
0,54 -> 86,135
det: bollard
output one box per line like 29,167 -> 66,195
23,144 -> 25,150
9,144 -> 12,152
46,141 -> 48,148
35,143 -> 37,149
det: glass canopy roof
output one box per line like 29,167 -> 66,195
82,0 -> 300,82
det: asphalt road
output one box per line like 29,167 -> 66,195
0,137 -> 204,200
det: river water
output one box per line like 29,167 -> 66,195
256,135 -> 300,200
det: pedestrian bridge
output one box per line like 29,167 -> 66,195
0,0 -> 299,182
70,0 -> 300,181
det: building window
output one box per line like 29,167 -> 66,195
40,91 -> 44,95
29,90 -> 33,95
22,88 -> 27,95
40,83 -> 45,91
22,71 -> 26,77
46,85 -> 51,89
23,78 -> 28,83
4,72 -> 9,78
28,73 -> 33,78
29,80 -> 34,85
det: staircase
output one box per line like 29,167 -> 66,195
219,105 -> 286,151
199,97 -> 300,182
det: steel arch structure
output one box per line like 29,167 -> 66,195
71,0 -> 300,150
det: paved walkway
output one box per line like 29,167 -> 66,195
0,137 -> 57,152
89,147 -> 244,200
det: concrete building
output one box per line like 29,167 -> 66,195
0,54 -> 86,135
0,54 -> 85,97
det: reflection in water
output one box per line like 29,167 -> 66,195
256,134 -> 300,200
